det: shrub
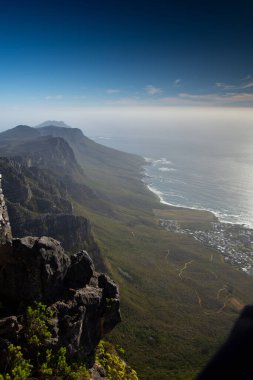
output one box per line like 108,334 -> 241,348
96,340 -> 139,380
0,344 -> 32,380
0,303 -> 90,380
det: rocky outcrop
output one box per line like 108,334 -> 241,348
0,235 -> 121,371
0,175 -> 119,374
0,236 -> 70,304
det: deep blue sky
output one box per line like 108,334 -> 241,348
0,0 -> 253,112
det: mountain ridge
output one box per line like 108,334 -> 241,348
2,122 -> 253,379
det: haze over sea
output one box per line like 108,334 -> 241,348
89,110 -> 253,228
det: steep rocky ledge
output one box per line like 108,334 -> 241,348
0,180 -> 121,374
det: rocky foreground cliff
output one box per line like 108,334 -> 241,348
0,182 -> 121,379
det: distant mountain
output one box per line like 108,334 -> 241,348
0,125 -> 40,140
0,123 -> 146,207
0,122 -> 146,269
35,120 -> 73,128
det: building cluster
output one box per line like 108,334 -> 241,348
158,219 -> 179,231
159,218 -> 253,275
0,174 -> 12,245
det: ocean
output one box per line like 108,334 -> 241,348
90,122 -> 253,228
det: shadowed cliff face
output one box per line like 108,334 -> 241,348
0,175 -> 120,374
0,174 -> 12,246
0,124 -> 145,265
0,157 -> 106,271
0,236 -> 121,370
0,123 -> 127,272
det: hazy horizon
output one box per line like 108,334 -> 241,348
0,106 -> 253,139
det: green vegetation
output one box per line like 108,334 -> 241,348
70,146 -> 253,379
96,340 -> 139,380
24,303 -> 53,348
0,303 -> 138,380
0,303 -> 90,380
0,345 -> 33,380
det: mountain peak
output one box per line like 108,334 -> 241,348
0,125 -> 40,140
35,120 -> 72,129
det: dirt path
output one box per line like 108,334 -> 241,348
178,260 -> 194,279
217,285 -> 227,300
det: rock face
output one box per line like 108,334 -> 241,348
0,174 -> 12,245
0,235 -> 121,371
0,236 -> 70,304
0,175 -> 120,374
0,158 -> 106,271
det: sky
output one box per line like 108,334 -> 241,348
0,0 -> 253,130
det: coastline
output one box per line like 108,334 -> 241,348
145,182 -> 220,221
144,181 -> 253,275
143,160 -> 252,230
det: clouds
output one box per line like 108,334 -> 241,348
144,85 -> 162,96
215,79 -> 253,91
160,92 -> 253,106
5,74 -> 253,111
158,75 -> 253,106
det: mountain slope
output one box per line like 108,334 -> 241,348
0,124 -> 40,140
37,124 -> 149,208
1,123 -> 253,379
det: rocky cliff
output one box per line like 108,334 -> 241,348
0,156 -> 106,271
0,185 -> 121,374
0,174 -> 12,245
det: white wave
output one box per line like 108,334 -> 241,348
146,185 -> 167,202
211,210 -> 253,229
158,167 -> 176,172
147,185 -> 184,208
97,136 -> 112,140
146,184 -> 253,229
153,158 -> 173,166
144,157 -> 154,163
144,157 -> 173,166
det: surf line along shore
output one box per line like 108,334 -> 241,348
144,180 -> 253,275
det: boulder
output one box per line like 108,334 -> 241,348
0,236 -> 70,304
64,250 -> 95,289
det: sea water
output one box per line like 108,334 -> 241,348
91,124 -> 253,228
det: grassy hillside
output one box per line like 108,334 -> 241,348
1,124 -> 253,379
75,187 -> 253,379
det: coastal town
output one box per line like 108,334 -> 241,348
159,218 -> 253,275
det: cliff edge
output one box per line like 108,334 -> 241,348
0,177 -> 121,376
